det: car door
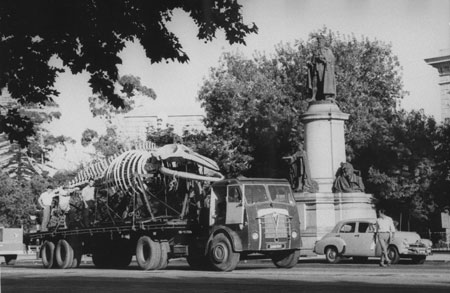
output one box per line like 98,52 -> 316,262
337,222 -> 358,255
353,221 -> 377,256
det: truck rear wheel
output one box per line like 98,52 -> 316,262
208,233 -> 239,272
271,250 -> 300,268
136,236 -> 162,270
41,241 -> 55,269
55,239 -> 74,269
156,240 -> 169,270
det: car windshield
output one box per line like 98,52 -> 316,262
267,185 -> 293,204
244,185 -> 269,204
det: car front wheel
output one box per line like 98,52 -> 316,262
387,245 -> 400,264
325,246 -> 341,264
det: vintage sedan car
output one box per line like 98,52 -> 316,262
313,218 -> 432,264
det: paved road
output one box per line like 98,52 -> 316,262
2,258 -> 450,293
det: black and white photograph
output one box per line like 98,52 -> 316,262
1,0 -> 450,292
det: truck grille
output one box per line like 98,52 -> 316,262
261,214 -> 290,239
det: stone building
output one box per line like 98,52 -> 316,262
425,49 -> 450,123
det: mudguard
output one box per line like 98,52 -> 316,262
314,237 -> 346,255
207,225 -> 243,253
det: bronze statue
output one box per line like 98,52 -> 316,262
333,162 -> 365,193
306,36 -> 336,101
283,144 -> 318,193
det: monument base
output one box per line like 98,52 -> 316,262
294,192 -> 376,255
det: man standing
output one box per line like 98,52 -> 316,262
38,185 -> 54,232
81,178 -> 96,227
376,209 -> 396,267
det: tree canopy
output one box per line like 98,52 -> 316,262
198,29 -> 406,177
0,0 -> 257,146
197,29 -> 449,230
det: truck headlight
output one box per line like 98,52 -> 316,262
292,231 -> 298,239
252,232 -> 259,240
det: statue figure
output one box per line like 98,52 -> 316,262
306,36 -> 336,101
283,143 -> 318,193
333,162 -> 365,193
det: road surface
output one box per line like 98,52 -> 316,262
1,258 -> 450,292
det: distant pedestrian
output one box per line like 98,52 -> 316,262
38,185 -> 54,232
81,178 -> 96,227
376,209 -> 396,267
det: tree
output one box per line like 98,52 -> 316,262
0,0 -> 258,146
198,29 -> 406,178
362,110 -> 438,230
0,95 -> 74,180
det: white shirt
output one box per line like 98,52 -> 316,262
59,194 -> 71,212
376,216 -> 396,232
39,190 -> 54,207
81,185 -> 95,201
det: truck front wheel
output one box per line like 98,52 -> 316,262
208,234 -> 239,272
271,250 -> 300,268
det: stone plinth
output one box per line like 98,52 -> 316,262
301,101 -> 349,192
295,192 -> 376,255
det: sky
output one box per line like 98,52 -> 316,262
47,0 -> 450,145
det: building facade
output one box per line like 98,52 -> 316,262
425,50 -> 450,123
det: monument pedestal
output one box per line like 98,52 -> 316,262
297,101 -> 376,255
301,101 -> 349,192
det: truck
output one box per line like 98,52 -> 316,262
25,143 -> 301,271
0,227 -> 26,265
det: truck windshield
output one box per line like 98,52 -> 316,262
267,185 -> 293,204
244,185 -> 269,204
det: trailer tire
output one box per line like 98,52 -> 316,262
208,233 -> 239,272
41,241 -> 56,269
156,240 -> 169,270
136,236 -> 161,270
271,250 -> 300,268
55,239 -> 74,269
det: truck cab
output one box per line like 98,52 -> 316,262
0,227 -> 25,265
200,178 -> 301,270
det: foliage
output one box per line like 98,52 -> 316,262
0,96 -> 74,179
0,173 -> 48,229
81,127 -> 124,157
363,110 -> 438,225
88,75 -> 156,120
0,0 -> 257,146
146,125 -> 181,146
198,29 -> 406,178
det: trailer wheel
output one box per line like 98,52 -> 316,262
41,241 -> 55,269
208,233 -> 239,272
4,255 -> 17,265
55,239 -> 74,269
136,236 -> 161,270
271,250 -> 300,268
113,239 -> 132,268
156,240 -> 169,270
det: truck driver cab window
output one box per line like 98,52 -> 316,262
244,185 -> 268,204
